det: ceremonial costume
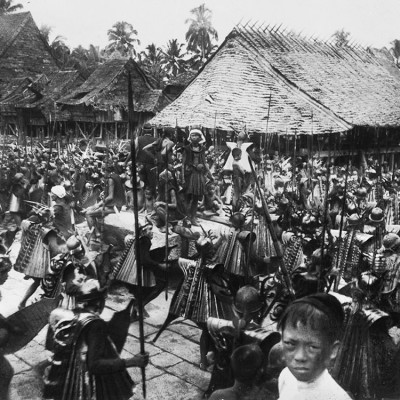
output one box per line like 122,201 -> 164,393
14,219 -> 54,279
183,142 -> 208,196
44,311 -> 134,400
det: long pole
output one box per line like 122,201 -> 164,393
164,132 -> 169,301
263,91 -> 272,154
249,157 -> 295,299
319,132 -> 331,292
127,71 -> 147,398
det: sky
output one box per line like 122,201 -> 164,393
18,0 -> 400,51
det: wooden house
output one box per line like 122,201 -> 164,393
0,11 -> 59,137
57,58 -> 171,141
0,71 -> 85,141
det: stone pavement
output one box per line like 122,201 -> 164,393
0,269 -> 210,400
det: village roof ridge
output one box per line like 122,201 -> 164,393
0,11 -> 32,59
150,22 -> 400,133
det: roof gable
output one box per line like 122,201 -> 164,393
151,24 -> 400,133
0,12 -> 31,57
0,71 -> 85,115
235,25 -> 400,127
58,58 -> 169,113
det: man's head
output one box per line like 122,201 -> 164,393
139,222 -> 153,239
74,278 -> 106,312
230,344 -> 265,383
51,185 -> 66,201
233,285 -> 262,330
189,128 -> 204,144
278,293 -> 344,382
379,233 -> 400,255
232,147 -> 242,161
66,235 -> 85,258
0,254 -> 11,285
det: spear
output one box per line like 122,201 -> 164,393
333,130 -> 355,292
127,70 -> 147,398
263,91 -> 272,154
249,157 -> 295,299
164,127 -> 169,301
319,132 -> 332,292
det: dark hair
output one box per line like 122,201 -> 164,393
231,344 -> 264,382
278,294 -> 344,344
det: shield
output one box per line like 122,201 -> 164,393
3,296 -> 61,355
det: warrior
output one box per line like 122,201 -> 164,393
153,232 -> 234,371
14,205 -> 62,310
153,167 -> 186,231
84,162 -> 126,238
50,185 -> 73,240
0,250 -> 17,400
43,278 -> 149,400
113,222 -> 169,321
213,211 -> 260,293
8,172 -> 29,227
182,128 -> 213,225
205,285 -> 280,397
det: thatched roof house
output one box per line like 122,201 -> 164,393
0,12 -> 58,101
57,58 -> 171,139
150,24 -> 400,140
0,71 -> 84,137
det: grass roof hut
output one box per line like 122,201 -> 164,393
0,71 -> 85,144
57,58 -> 172,142
0,12 -> 60,139
150,23 -> 400,160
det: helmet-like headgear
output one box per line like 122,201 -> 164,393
66,236 -> 84,255
234,285 -> 262,314
381,233 -> 400,252
369,207 -> 385,224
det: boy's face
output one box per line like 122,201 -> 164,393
282,322 -> 338,382
190,133 -> 201,144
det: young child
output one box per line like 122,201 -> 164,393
209,344 -> 268,400
199,182 -> 223,215
277,293 -> 352,400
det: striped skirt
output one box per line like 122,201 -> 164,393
14,222 -> 51,279
114,239 -> 156,287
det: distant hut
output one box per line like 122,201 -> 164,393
150,24 -> 400,161
163,70 -> 197,101
0,12 -> 59,137
57,58 -> 172,142
0,71 -> 84,144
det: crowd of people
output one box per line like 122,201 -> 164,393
0,122 -> 400,399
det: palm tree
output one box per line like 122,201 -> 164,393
185,3 -> 218,63
138,43 -> 167,89
162,39 -> 187,78
106,21 -> 140,58
332,29 -> 350,48
39,25 -> 71,69
0,0 -> 22,14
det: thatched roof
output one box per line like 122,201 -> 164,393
0,71 -> 84,117
166,70 -> 197,87
58,58 -> 170,114
0,12 -> 29,54
151,24 -> 400,135
0,12 -> 58,98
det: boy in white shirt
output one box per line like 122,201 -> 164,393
277,293 -> 352,400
